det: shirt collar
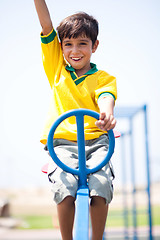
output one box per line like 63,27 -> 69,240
65,63 -> 98,75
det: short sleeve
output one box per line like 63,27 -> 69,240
94,71 -> 117,103
41,29 -> 64,88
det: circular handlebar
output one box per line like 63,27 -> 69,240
47,109 -> 115,178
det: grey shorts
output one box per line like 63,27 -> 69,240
46,134 -> 115,205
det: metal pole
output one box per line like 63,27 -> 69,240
76,114 -> 87,188
121,133 -> 129,239
129,118 -> 138,240
143,105 -> 153,240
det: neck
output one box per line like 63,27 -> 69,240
75,65 -> 91,77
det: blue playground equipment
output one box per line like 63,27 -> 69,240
113,104 -> 153,240
47,109 -> 115,240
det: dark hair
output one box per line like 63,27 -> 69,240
57,12 -> 99,45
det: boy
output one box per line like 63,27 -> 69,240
34,1 -> 117,239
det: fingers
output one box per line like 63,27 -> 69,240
105,116 -> 116,130
99,112 -> 106,120
95,113 -> 116,131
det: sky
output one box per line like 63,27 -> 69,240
0,0 -> 160,188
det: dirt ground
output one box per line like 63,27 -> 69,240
0,226 -> 160,240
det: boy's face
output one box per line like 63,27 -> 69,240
62,36 -> 99,76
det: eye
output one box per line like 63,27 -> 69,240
64,43 -> 72,46
80,42 -> 87,45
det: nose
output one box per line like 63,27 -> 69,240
71,45 -> 80,54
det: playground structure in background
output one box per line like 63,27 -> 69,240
113,104 -> 153,240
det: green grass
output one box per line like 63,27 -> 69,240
16,205 -> 160,229
18,215 -> 53,229
107,205 -> 160,228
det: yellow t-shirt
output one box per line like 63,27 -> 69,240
40,29 -> 117,144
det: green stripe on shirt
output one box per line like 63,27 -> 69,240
98,92 -> 115,101
74,76 -> 87,85
41,29 -> 56,44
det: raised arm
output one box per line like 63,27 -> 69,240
34,0 -> 53,35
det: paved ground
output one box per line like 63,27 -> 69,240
0,226 -> 160,240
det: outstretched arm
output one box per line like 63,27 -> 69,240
96,96 -> 116,131
34,0 -> 53,35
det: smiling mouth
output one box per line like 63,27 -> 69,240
71,57 -> 82,61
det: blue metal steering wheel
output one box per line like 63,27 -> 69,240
47,109 -> 115,188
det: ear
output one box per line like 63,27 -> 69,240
92,40 -> 99,53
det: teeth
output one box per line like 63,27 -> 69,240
71,57 -> 81,61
